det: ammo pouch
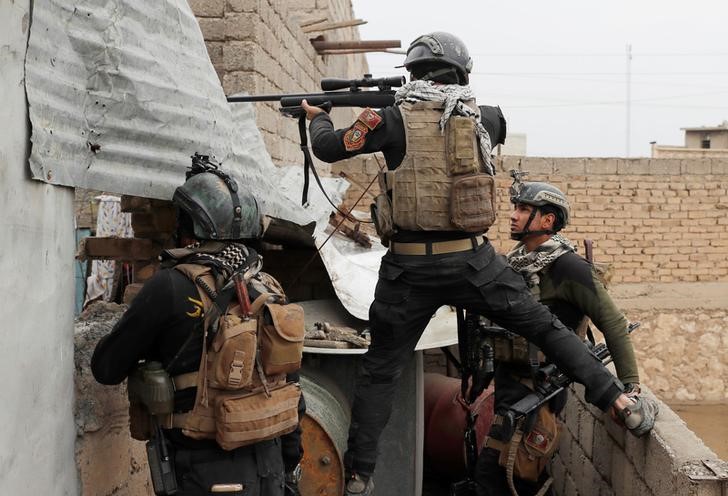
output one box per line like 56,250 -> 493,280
258,303 -> 305,376
215,382 -> 301,450
450,174 -> 496,232
496,406 -> 560,482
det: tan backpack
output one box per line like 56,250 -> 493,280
170,263 -> 304,450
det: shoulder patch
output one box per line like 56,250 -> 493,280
343,121 -> 369,151
357,108 -> 382,130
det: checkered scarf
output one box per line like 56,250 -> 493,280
183,242 -> 258,280
394,80 -> 494,174
506,234 -> 576,297
161,241 -> 260,282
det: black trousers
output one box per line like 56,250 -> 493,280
173,439 -> 284,496
343,240 -> 602,477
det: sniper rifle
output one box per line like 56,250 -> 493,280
227,74 -> 507,209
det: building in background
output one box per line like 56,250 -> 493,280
652,120 -> 728,158
495,131 -> 527,156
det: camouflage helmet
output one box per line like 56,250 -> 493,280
173,155 -> 262,240
510,182 -> 570,238
403,32 -> 473,85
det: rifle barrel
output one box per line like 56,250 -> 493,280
227,92 -> 324,103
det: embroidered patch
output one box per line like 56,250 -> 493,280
357,108 -> 382,130
343,121 -> 369,151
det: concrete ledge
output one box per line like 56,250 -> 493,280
610,282 -> 728,311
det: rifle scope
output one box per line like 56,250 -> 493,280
320,75 -> 406,92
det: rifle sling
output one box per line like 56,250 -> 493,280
297,115 -> 365,221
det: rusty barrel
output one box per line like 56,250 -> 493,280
423,373 -> 495,478
298,372 -> 350,495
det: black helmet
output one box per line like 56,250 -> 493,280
510,182 -> 570,240
403,32 -> 473,85
172,154 -> 262,240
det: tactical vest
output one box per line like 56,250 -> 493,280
372,101 -> 496,240
130,263 -> 304,451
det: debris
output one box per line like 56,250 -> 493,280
304,321 -> 370,349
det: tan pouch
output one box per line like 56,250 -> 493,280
208,310 -> 258,390
498,406 -> 560,482
446,116 -> 479,176
450,173 -> 496,232
259,303 -> 305,376
215,382 -> 301,450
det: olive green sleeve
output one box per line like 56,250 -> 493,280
562,271 -> 640,385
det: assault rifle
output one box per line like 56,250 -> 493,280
499,321 -> 641,439
446,313 -> 641,496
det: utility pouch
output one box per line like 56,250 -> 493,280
208,311 -> 258,390
445,116 -> 479,176
371,193 -> 395,246
258,303 -> 305,376
490,334 -> 531,364
129,401 -> 153,441
498,406 -> 560,482
215,382 -> 301,450
450,173 -> 496,232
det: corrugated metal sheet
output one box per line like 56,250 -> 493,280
23,0 -> 457,347
24,0 -> 345,226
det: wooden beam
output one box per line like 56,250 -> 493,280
79,237 -> 162,261
302,19 -> 367,34
299,16 -> 328,28
311,39 -> 400,52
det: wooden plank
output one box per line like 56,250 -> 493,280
299,16 -> 328,28
81,237 -> 162,261
303,19 -> 367,34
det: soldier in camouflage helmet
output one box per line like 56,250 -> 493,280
473,179 -> 656,496
92,155 -> 305,496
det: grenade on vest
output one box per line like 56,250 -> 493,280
127,361 -> 175,415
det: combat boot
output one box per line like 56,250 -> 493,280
345,473 -> 374,496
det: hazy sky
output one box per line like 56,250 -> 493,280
351,0 -> 728,158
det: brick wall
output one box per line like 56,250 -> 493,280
553,383 -> 728,496
190,0 -> 370,167
335,155 -> 728,283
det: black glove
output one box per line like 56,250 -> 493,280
618,396 -> 659,437
284,464 -> 302,496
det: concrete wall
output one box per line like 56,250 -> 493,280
0,1 -> 78,494
192,0 -> 370,167
553,384 -> 728,496
652,145 -> 728,159
612,283 -> 728,403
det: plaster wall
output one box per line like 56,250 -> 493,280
0,1 -> 78,494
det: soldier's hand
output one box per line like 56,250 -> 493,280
301,99 -> 326,121
610,393 -> 658,437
